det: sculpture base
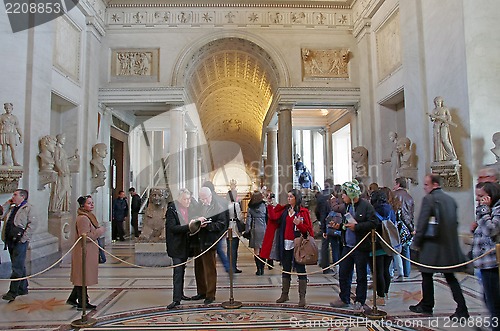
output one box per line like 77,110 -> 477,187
48,212 -> 72,252
134,243 -> 172,267
430,160 -> 462,187
398,167 -> 418,185
0,165 -> 23,193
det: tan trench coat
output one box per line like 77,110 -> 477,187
70,214 -> 105,286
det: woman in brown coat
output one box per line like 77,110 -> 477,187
67,195 -> 105,310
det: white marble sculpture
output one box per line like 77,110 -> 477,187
396,136 -> 418,184
0,103 -> 23,166
38,135 -> 57,189
380,131 -> 400,181
428,96 -> 458,162
90,143 -> 108,193
491,132 -> 500,168
49,133 -> 79,213
352,146 -> 368,178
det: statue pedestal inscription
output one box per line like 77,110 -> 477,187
48,212 -> 72,252
134,243 -> 172,267
430,160 -> 462,187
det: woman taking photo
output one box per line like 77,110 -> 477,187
472,181 -> 500,329
67,195 -> 105,310
246,191 -> 268,275
273,189 -> 313,307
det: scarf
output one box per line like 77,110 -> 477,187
77,208 -> 100,229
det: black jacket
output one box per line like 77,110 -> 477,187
165,201 -> 194,259
112,198 -> 128,221
130,194 -> 141,214
193,200 -> 228,251
342,198 -> 378,251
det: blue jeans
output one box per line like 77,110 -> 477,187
8,241 -> 29,296
172,257 -> 188,302
338,246 -> 369,304
401,244 -> 411,277
480,268 -> 500,330
226,237 -> 240,272
320,235 -> 341,268
216,240 -> 229,272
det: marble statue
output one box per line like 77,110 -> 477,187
49,133 -> 79,213
428,96 -> 458,162
138,187 -> 169,242
90,143 -> 107,192
396,136 -> 417,170
491,132 -> 500,167
352,146 -> 368,178
380,131 -> 400,181
38,135 -> 57,172
0,103 -> 23,166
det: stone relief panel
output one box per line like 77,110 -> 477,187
110,49 -> 159,82
53,16 -> 81,82
376,9 -> 401,81
106,8 -> 352,29
301,48 -> 350,79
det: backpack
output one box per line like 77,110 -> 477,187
376,211 -> 401,256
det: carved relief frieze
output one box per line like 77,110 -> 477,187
111,49 -> 159,82
376,9 -> 402,81
301,48 -> 350,79
106,8 -> 351,29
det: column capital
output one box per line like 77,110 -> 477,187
266,126 -> 278,133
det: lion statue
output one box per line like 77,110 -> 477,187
137,187 -> 169,242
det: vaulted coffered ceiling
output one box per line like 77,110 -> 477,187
183,37 -> 280,164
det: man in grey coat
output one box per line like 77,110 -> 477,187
409,174 -> 469,320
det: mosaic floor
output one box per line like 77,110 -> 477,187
0,239 -> 490,331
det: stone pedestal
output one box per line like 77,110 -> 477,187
48,212 -> 73,252
134,243 -> 172,267
0,165 -> 23,193
430,160 -> 462,187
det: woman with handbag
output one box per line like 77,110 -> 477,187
274,189 -> 313,307
67,195 -> 105,310
246,191 -> 267,275
472,181 -> 500,329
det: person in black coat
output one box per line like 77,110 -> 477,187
409,174 -> 469,319
165,188 -> 196,309
112,191 -> 128,241
128,187 -> 141,238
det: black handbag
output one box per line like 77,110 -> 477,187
424,200 -> 440,239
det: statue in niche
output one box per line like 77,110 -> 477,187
0,103 -> 23,166
138,187 -> 169,242
352,146 -> 368,178
397,137 -> 417,170
90,143 -> 108,193
490,132 -> 500,168
38,135 -> 57,172
38,135 -> 58,190
380,131 -> 400,181
428,96 -> 458,162
49,133 -> 79,213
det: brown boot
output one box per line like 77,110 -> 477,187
276,278 -> 290,303
298,279 -> 307,307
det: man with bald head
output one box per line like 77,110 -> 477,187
189,186 -> 227,305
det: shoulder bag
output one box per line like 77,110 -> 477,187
294,232 -> 318,265
424,200 -> 440,239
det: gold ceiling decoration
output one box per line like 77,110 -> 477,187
184,37 -> 279,164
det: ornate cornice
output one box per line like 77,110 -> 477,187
99,87 -> 185,104
107,3 -> 352,9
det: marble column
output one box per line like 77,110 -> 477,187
266,127 -> 278,196
169,107 -> 186,197
324,125 -> 333,179
186,128 -> 198,197
277,106 -> 293,203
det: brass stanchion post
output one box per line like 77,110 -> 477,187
222,228 -> 242,309
71,234 -> 97,328
364,229 -> 387,319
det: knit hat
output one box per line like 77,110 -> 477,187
341,179 -> 361,199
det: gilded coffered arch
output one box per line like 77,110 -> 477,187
179,36 -> 283,165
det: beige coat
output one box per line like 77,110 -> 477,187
1,202 -> 36,243
70,214 -> 105,286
